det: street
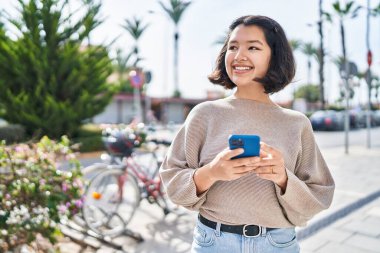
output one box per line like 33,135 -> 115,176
314,127 -> 380,149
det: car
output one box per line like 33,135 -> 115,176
353,109 -> 378,128
310,110 -> 344,131
373,110 -> 380,126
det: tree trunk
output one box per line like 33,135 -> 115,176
307,58 -> 311,84
318,0 -> 326,109
173,27 -> 180,97
366,0 -> 372,109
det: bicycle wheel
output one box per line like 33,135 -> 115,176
156,181 -> 181,216
82,168 -> 140,237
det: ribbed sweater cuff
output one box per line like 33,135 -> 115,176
275,167 -> 305,202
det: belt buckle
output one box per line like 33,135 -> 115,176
243,224 -> 261,237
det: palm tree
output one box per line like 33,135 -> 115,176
121,17 -> 149,122
302,43 -> 318,85
121,16 -> 149,66
289,39 -> 302,52
159,0 -> 191,98
326,1 -> 361,80
288,39 -> 302,105
318,0 -> 326,109
328,0 -> 361,154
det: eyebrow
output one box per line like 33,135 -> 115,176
229,40 -> 264,45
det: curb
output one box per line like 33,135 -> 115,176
297,188 -> 380,241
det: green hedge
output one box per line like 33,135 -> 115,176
72,124 -> 104,152
0,124 -> 26,144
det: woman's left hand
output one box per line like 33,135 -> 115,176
250,142 -> 288,192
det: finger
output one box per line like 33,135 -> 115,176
253,166 -> 274,174
254,159 -> 280,167
231,171 -> 252,179
222,148 -> 244,160
260,142 -> 278,156
234,165 -> 259,173
230,156 -> 261,167
259,150 -> 273,159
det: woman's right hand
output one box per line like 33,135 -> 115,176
206,148 -> 261,182
194,148 -> 261,195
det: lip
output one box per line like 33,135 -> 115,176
232,65 -> 254,74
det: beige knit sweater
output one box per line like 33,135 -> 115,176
159,97 -> 335,228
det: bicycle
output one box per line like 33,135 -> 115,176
81,126 -> 177,238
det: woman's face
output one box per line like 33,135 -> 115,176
225,25 -> 271,88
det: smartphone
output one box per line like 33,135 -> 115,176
228,134 -> 260,159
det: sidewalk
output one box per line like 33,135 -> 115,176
58,145 -> 380,253
298,145 -> 380,252
300,195 -> 380,252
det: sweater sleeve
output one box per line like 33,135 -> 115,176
275,118 -> 335,226
159,106 -> 208,211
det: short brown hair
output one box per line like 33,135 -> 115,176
208,15 -> 295,94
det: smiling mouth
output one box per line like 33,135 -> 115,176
232,66 -> 254,73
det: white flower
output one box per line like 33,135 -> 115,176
0,210 -> 6,216
6,205 -> 31,225
1,230 -> 7,236
50,220 -> 56,228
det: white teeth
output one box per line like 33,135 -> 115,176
234,66 -> 252,70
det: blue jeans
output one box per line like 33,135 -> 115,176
191,219 -> 300,253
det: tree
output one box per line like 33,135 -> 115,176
295,84 -> 320,103
326,1 -> 361,81
372,76 -> 380,107
121,16 -> 149,63
121,16 -> 149,122
289,39 -> 302,52
114,48 -> 140,93
159,0 -> 191,98
327,1 -> 361,154
301,42 -> 318,84
288,39 -> 302,104
0,0 -> 114,138
318,0 -> 327,109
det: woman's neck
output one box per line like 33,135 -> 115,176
233,86 -> 274,105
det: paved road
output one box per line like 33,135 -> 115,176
314,127 -> 380,149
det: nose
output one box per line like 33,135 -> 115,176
234,49 -> 248,62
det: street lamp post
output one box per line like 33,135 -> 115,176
340,61 -> 358,154
129,69 -> 144,122
343,64 -> 350,154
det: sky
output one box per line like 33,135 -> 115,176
1,0 -> 380,105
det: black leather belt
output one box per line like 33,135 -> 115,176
199,214 -> 276,237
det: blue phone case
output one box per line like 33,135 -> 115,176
229,134 -> 260,159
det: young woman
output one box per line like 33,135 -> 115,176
160,15 -> 335,253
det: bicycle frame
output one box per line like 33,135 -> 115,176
115,150 -> 165,205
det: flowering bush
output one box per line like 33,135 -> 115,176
0,136 -> 84,251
